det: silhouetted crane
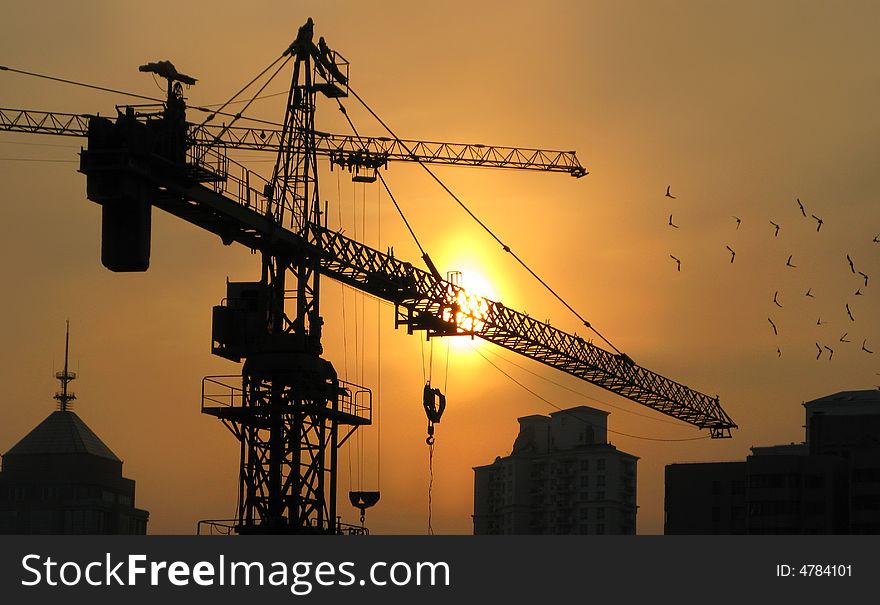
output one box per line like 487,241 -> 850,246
0,20 -> 736,534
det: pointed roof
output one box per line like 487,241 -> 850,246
3,410 -> 121,462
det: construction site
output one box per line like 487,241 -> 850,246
1,3 -> 878,536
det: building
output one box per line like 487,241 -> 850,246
0,327 -> 148,534
473,406 -> 637,534
665,389 -> 880,534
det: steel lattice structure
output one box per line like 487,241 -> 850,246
0,19 -> 736,534
0,107 -> 586,176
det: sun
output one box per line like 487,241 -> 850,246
443,267 -> 498,350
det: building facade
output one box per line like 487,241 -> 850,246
665,389 -> 880,534
474,406 -> 637,534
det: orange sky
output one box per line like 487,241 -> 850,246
1,1 -> 879,534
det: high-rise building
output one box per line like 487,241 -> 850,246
473,406 -> 637,534
665,389 -> 880,534
0,325 -> 148,534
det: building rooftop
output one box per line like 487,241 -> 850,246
3,410 -> 121,462
805,389 -> 880,409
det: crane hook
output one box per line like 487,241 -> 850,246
423,382 -> 446,445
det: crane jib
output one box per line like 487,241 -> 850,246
74,116 -> 735,437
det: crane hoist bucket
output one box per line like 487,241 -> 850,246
349,491 -> 380,524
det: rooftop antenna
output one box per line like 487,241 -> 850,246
54,320 -> 76,412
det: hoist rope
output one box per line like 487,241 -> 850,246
347,86 -> 624,356
473,346 -> 710,442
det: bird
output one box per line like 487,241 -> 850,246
773,291 -> 782,308
665,185 -> 676,199
770,220 -> 780,237
797,198 -> 806,217
668,214 -> 679,228
824,345 -> 834,361
873,233 -> 880,243
846,303 -> 855,322
812,214 -> 824,231
858,271 -> 868,287
817,317 -> 827,326
726,245 -> 736,263
786,255 -> 797,268
840,332 -> 851,343
670,254 -> 681,272
805,288 -> 814,298
816,343 -> 823,360
776,347 -> 782,358
847,254 -> 855,273
863,340 -> 875,354
768,317 -> 778,335
733,216 -> 742,230
855,288 -> 863,296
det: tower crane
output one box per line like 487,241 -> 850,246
0,19 -> 736,534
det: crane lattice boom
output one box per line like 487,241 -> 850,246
0,107 -> 587,176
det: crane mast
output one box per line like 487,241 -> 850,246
208,20 -> 357,533
0,19 -> 737,534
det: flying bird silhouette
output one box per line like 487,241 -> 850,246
770,220 -> 780,237
805,288 -> 814,298
768,317 -> 778,336
797,198 -> 806,217
863,340 -> 874,354
840,332 -> 851,343
824,345 -> 834,361
670,254 -> 681,272
847,254 -> 855,273
855,288 -> 863,296
776,347 -> 782,358
665,186 -> 676,199
668,214 -> 679,228
733,216 -> 742,230
812,214 -> 824,232
873,233 -> 880,243
858,271 -> 868,287
817,317 -> 827,326
786,255 -> 797,268
773,291 -> 782,308
846,304 -> 855,322
726,245 -> 736,263
816,343 -> 823,360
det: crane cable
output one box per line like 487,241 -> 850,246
197,55 -> 292,154
331,97 -> 440,534
333,98 -> 429,260
473,346 -> 709,442
479,346 -> 689,428
347,86 -> 623,357
0,64 -> 284,127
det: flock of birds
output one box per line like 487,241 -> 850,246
663,185 -> 878,364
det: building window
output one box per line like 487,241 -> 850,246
580,508 -> 589,520
581,459 -> 589,472
596,523 -> 605,535
580,476 -> 589,488
596,507 -> 605,520
597,459 -> 606,471
596,491 -> 605,501
597,475 -> 605,487
805,475 -> 825,489
730,480 -> 745,495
